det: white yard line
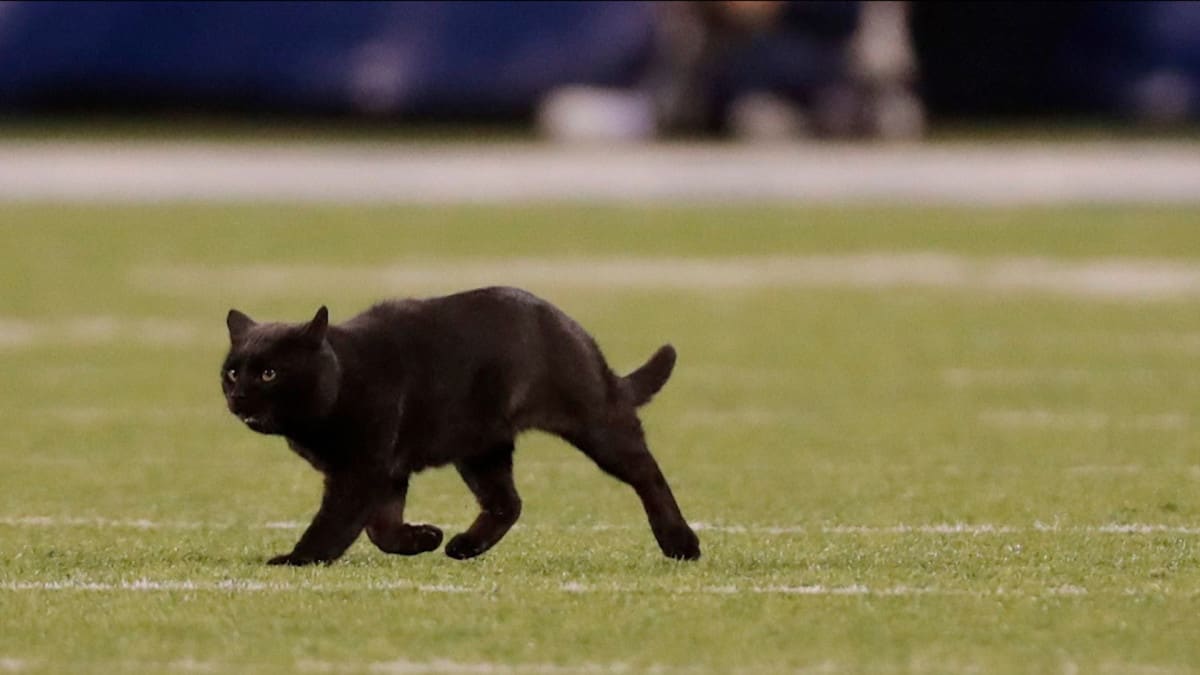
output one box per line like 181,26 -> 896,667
0,321 -> 38,348
0,580 -> 475,593
1,141 -> 1198,205
6,255 -> 1200,354
0,658 -> 692,675
4,516 -> 1199,535
1066,465 -> 1144,475
815,523 -> 1019,535
677,409 -> 802,427
941,367 -> 1159,388
0,406 -> 219,426
131,254 -> 1200,302
0,580 -> 1029,597
2,579 -> 1186,600
0,656 -> 1185,675
0,516 -> 209,529
300,658 -> 652,674
0,316 -> 203,350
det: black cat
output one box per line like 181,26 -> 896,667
220,287 -> 700,565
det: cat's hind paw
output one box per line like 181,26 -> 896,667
658,527 -> 701,561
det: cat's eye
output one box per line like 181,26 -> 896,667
261,369 -> 277,382
225,369 -> 237,382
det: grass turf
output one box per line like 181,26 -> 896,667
0,203 -> 1198,673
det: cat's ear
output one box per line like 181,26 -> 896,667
226,309 -> 256,343
301,306 -> 329,346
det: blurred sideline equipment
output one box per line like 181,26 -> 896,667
0,1 -> 1196,135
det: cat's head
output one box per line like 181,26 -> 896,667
220,306 -> 341,436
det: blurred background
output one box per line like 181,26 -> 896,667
1,0 -> 1198,142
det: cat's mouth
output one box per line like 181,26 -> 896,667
240,414 -> 272,433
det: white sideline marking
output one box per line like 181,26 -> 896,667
133,253 -> 1200,301
3,140 -> 1199,204
0,659 -> 28,673
4,516 -> 1200,535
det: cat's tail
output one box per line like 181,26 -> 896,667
623,344 -> 677,407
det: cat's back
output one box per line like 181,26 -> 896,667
340,287 -> 553,344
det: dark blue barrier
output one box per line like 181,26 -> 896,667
0,1 -> 655,115
913,1 -> 1200,121
1,1 -> 1196,121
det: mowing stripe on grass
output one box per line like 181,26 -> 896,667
978,409 -> 1189,431
132,253 -> 1200,301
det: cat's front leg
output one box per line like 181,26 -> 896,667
269,470 -> 387,566
364,472 -> 443,555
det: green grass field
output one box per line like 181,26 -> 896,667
1,203 -> 1199,673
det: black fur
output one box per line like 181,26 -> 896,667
220,287 -> 700,565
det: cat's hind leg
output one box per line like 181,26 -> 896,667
445,442 -> 522,560
365,474 -> 443,556
564,411 -> 699,561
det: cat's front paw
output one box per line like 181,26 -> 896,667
267,552 -> 327,566
367,523 -> 444,556
444,533 -> 488,560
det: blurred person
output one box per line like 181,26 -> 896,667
539,0 -> 925,142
